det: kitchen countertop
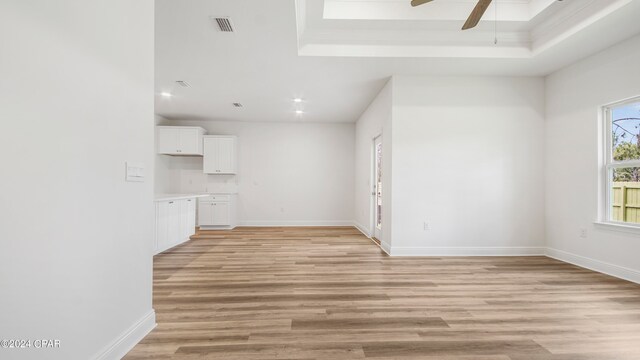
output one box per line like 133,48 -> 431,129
154,194 -> 209,202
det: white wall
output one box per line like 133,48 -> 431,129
545,34 -> 640,281
164,120 -> 355,226
354,79 -> 394,251
0,1 -> 155,359
390,76 -> 546,255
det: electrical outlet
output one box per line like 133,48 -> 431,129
423,222 -> 430,231
579,228 -> 587,238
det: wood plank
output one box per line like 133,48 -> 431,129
124,226 -> 640,360
291,317 -> 449,330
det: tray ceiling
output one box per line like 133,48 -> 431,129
154,0 -> 640,123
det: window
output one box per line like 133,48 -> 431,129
603,98 -> 640,226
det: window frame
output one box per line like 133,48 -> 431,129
600,96 -> 640,228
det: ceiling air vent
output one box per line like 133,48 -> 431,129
232,103 -> 243,108
175,80 -> 190,88
213,17 -> 234,32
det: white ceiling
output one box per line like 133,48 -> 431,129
155,0 -> 640,123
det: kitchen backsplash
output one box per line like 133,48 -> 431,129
165,157 -> 239,194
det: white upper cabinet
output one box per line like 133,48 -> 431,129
203,135 -> 237,174
156,126 -> 206,156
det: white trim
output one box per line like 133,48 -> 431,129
371,134 -> 383,240
93,310 -> 156,360
237,220 -> 356,227
389,246 -> 546,257
594,221 -> 640,234
379,239 -> 391,255
353,221 -> 371,238
546,247 -> 640,285
352,222 -> 390,255
199,225 -> 236,230
609,160 -> 640,168
600,96 -> 640,223
600,104 -> 611,223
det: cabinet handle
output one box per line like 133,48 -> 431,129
168,201 -> 174,204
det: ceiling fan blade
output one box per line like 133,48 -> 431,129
411,0 -> 435,7
462,0 -> 492,30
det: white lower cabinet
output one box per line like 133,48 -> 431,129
155,201 -> 170,252
197,200 -> 213,226
187,198 -> 196,231
155,197 -> 198,254
198,194 -> 237,229
212,202 -> 230,225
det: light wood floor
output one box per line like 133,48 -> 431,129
125,227 -> 640,360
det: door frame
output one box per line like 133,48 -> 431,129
371,134 -> 382,240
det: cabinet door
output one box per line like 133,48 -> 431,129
178,129 -> 201,155
166,201 -> 181,248
212,202 -> 230,225
157,128 -> 179,154
203,138 -> 218,174
186,199 -> 196,235
198,202 -> 214,226
155,202 -> 170,253
217,137 -> 236,173
179,199 -> 190,243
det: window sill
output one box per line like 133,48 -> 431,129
594,221 -> 640,235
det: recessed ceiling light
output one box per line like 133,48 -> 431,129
293,98 -> 303,103
161,92 -> 172,97
295,110 -> 304,114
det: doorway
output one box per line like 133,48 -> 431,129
372,135 -> 382,241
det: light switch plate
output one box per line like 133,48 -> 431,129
126,162 -> 145,182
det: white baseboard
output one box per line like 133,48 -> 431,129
199,225 -> 236,230
351,221 -> 391,255
237,220 -> 355,227
546,247 -> 640,284
380,240 -> 392,255
93,310 -> 156,360
353,222 -> 371,237
389,246 -> 546,257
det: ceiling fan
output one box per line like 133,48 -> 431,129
411,0 -> 493,30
